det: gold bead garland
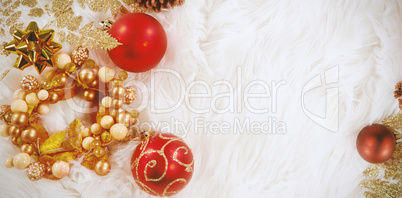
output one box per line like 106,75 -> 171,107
0,48 -> 139,180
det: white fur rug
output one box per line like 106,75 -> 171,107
1,0 -> 402,197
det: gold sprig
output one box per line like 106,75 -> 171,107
66,23 -> 121,50
55,8 -> 83,31
46,0 -> 121,49
28,8 -> 44,17
361,180 -> 402,197
21,0 -> 38,8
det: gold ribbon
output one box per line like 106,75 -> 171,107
4,21 -> 62,74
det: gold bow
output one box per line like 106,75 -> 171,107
4,22 -> 62,74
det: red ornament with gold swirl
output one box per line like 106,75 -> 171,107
131,132 -> 194,196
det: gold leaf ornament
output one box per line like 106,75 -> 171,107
40,131 -> 67,154
4,22 -> 62,74
52,151 -> 79,162
67,118 -> 83,150
30,123 -> 49,144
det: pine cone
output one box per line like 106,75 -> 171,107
137,0 -> 185,12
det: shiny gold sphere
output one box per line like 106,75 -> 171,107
94,136 -> 101,141
101,131 -> 112,143
130,117 -> 137,125
4,112 -> 13,122
116,112 -> 132,127
11,137 -> 18,145
21,143 -> 35,155
52,73 -> 68,87
94,160 -> 111,176
93,147 -> 105,158
83,89 -> 96,101
11,137 -> 22,146
44,70 -> 56,82
91,139 -> 102,148
79,68 -> 96,85
11,112 -> 29,127
48,92 -> 59,104
109,108 -> 118,118
112,99 -> 123,108
21,126 -> 38,143
82,128 -> 92,137
110,86 -> 125,99
88,79 -> 99,88
9,125 -> 21,137
109,108 -> 125,118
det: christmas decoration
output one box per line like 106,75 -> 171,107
71,47 -> 89,66
4,21 -> 62,74
0,49 -> 141,181
1,0 -> 193,195
124,87 -> 137,104
20,75 -> 41,92
137,0 -> 185,12
394,81 -> 402,109
26,162 -> 46,181
131,132 -> 194,197
356,124 -> 396,163
108,13 -> 167,73
360,115 -> 402,197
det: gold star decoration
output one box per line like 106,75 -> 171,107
4,21 -> 62,74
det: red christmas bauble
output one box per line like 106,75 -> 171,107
131,132 -> 194,196
356,124 -> 396,163
108,13 -> 167,73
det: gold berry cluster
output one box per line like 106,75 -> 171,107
0,47 -> 139,180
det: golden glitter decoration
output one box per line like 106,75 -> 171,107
75,28 -> 121,50
2,1 -> 20,17
26,162 -> 46,181
66,33 -> 76,46
9,23 -> 24,35
28,8 -> 44,17
50,0 -> 73,14
6,11 -> 22,26
79,22 -> 94,35
55,8 -> 83,31
83,0 -> 121,13
0,28 -> 5,37
21,0 -> 37,8
21,75 -> 40,92
2,0 -> 12,7
1,42 -> 11,57
4,22 -> 62,74
0,105 -> 11,123
360,114 -> 402,198
124,87 -> 137,104
56,31 -> 66,43
71,46 -> 89,66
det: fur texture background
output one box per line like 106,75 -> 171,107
1,0 -> 402,197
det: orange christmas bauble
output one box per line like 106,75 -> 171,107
356,124 -> 396,163
131,132 -> 194,196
